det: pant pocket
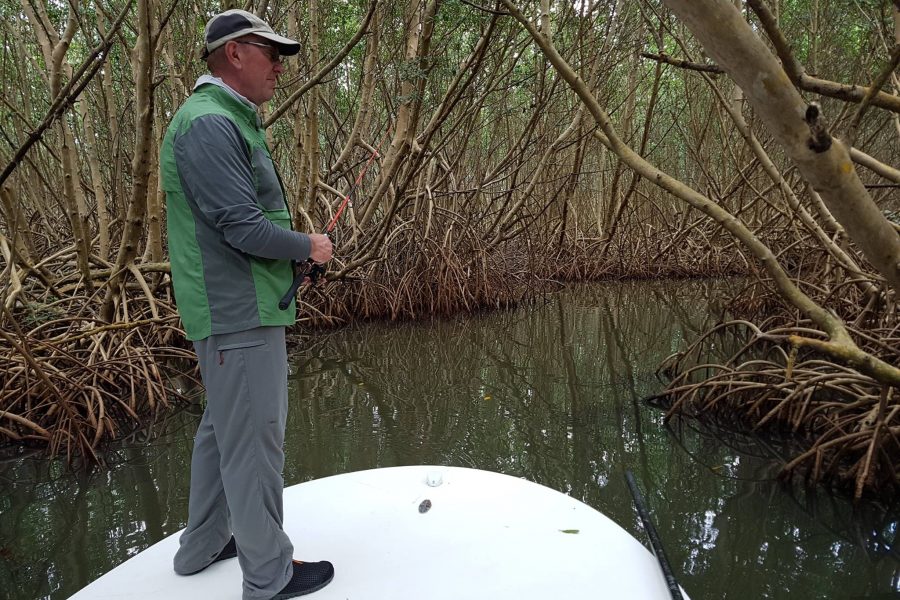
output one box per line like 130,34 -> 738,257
216,340 -> 267,352
215,339 -> 267,367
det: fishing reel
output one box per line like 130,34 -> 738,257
277,234 -> 332,310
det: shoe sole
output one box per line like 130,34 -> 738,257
269,571 -> 335,600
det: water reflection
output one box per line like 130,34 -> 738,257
0,411 -> 198,600
0,280 -> 897,599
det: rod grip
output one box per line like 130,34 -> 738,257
278,269 -> 306,310
278,262 -> 328,310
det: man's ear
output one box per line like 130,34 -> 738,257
223,40 -> 243,70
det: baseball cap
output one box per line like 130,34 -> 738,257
202,9 -> 300,58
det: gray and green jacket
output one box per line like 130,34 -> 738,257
160,79 -> 310,341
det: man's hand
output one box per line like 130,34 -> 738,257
308,233 -> 333,264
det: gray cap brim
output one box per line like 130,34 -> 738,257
252,31 -> 301,56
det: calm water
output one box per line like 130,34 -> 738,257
1,280 -> 897,599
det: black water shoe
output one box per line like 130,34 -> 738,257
269,560 -> 335,599
183,536 -> 238,575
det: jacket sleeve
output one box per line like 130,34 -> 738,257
173,113 -> 311,261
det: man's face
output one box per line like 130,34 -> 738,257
229,36 -> 284,105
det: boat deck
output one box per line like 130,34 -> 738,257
70,466 -> 684,599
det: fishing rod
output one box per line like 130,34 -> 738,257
278,127 -> 392,310
624,470 -> 685,600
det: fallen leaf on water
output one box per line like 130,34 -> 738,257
559,529 -> 580,534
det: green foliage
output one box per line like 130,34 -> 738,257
20,301 -> 65,328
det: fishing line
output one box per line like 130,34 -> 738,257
279,125 -> 393,310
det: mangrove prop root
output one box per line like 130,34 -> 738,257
653,308 -> 899,500
0,290 -> 199,460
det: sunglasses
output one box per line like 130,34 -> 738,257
236,40 -> 281,63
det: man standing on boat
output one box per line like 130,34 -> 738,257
159,9 -> 334,600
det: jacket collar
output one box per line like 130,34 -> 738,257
193,75 -> 262,128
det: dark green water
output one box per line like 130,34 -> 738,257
1,280 -> 897,599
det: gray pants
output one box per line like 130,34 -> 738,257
174,326 -> 293,600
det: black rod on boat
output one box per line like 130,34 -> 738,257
624,470 -> 685,600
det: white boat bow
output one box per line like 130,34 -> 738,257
70,465 -> 688,599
